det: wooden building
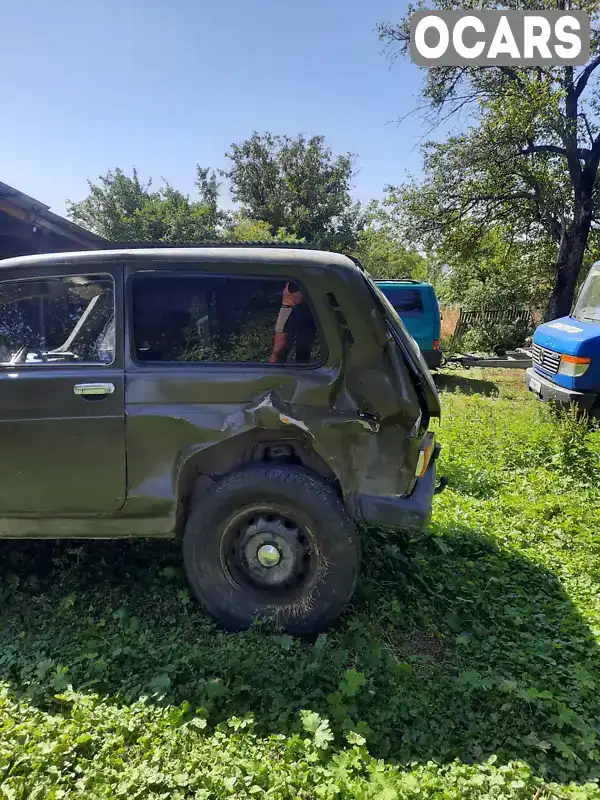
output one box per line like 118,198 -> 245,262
0,181 -> 106,259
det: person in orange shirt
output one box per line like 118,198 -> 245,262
269,282 -> 316,364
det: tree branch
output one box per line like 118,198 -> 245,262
575,55 -> 600,99
581,113 -> 595,147
498,66 -> 526,88
590,130 -> 600,160
519,144 -> 568,157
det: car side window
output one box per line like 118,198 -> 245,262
131,273 -> 324,365
0,274 -> 115,366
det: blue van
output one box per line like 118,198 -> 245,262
525,262 -> 600,416
375,280 -> 442,369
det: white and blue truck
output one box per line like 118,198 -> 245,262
525,263 -> 600,417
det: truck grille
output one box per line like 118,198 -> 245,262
532,343 -> 561,375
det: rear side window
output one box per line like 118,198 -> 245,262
131,273 -> 324,365
0,274 -> 115,366
389,288 -> 423,315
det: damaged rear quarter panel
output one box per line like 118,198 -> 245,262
123,259 -> 425,530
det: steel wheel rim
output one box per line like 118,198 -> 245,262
221,504 -> 316,600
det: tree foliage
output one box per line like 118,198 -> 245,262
354,203 -> 427,279
223,214 -> 304,244
68,132 -> 366,252
67,166 -> 223,244
223,132 -> 365,250
449,228 -> 554,309
379,0 -> 600,319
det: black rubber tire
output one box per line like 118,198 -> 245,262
182,464 -> 360,635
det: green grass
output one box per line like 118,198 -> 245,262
1,369 -> 600,798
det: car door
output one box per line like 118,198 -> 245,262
0,262 -> 126,515
122,263 -> 334,518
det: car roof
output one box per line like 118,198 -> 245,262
0,246 -> 360,273
375,279 -> 433,290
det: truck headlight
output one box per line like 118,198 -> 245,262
558,354 -> 591,377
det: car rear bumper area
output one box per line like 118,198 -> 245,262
355,446 -> 443,533
525,367 -> 599,413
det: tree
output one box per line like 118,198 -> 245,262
433,224 -> 555,309
224,213 -> 305,244
67,166 -> 223,244
223,132 -> 365,250
379,0 -> 600,319
353,203 -> 427,279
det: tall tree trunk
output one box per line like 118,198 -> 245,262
545,205 -> 593,321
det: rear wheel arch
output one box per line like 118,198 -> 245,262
174,432 -> 342,535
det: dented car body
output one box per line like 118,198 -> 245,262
0,247 -> 442,632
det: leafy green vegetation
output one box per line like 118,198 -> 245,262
67,132 -> 366,254
379,2 -> 600,320
461,316 -> 534,354
67,166 -> 224,245
1,371 -> 600,798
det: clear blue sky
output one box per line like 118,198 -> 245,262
1,0 -> 428,218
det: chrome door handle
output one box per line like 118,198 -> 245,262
73,383 -> 115,396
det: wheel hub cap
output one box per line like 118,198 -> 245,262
257,543 -> 281,567
224,510 -> 314,594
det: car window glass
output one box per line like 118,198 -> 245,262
573,266 -> 600,323
132,273 -> 323,365
390,288 -> 424,315
0,274 -> 115,366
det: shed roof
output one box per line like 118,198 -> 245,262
0,181 -> 107,250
